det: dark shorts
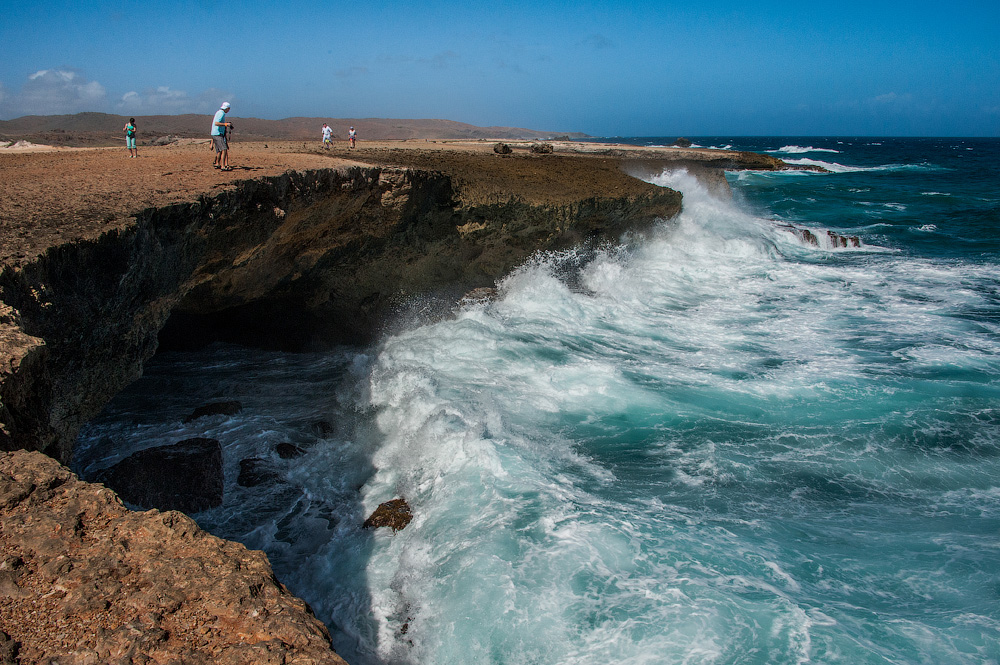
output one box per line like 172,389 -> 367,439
213,135 -> 228,152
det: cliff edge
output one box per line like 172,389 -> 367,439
0,449 -> 347,665
0,138 -> 795,663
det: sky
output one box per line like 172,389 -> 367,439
1,0 -> 997,136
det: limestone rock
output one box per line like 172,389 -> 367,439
94,437 -> 224,512
529,142 -> 553,154
363,498 -> 413,532
493,142 -> 512,154
0,450 -> 347,665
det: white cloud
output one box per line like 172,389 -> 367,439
117,86 -> 231,114
5,68 -> 109,116
0,69 -> 233,119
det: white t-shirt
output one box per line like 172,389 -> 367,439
322,126 -> 333,140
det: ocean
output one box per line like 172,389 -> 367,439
75,137 -> 1000,665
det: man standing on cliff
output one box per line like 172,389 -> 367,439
211,102 -> 233,170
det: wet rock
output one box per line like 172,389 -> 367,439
672,137 -> 693,148
780,223 -> 861,248
493,142 -> 512,154
94,437 -> 223,512
0,450 -> 347,664
275,442 -> 306,459
363,498 -> 413,532
183,400 -> 242,422
237,457 -> 280,488
459,286 -> 498,307
312,420 -> 335,437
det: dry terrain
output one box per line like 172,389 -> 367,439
1,138 -> 717,266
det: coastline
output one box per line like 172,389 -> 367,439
0,138 -> 800,662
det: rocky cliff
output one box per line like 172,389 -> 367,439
0,154 -> 679,467
0,142 -> 795,663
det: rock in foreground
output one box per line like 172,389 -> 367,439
0,450 -> 347,665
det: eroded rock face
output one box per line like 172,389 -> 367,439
1,163 -> 681,465
0,449 -> 347,665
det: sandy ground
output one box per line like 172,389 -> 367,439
0,140 -> 367,265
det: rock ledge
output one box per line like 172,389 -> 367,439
0,449 -> 348,665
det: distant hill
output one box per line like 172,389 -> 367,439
0,113 -> 588,147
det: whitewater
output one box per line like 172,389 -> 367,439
76,138 -> 1000,665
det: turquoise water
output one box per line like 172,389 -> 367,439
76,138 -> 1000,664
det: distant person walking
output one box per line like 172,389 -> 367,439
211,102 -> 233,170
123,118 -> 137,158
348,126 -> 357,149
322,123 -> 333,149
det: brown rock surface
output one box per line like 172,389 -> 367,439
363,498 -> 414,532
0,138 -> 800,267
0,141 -> 347,266
0,449 -> 348,665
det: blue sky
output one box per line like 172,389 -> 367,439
1,0 -> 997,136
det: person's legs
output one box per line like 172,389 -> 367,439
212,135 -> 224,167
221,148 -> 229,169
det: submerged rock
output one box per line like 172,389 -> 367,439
94,437 -> 223,512
276,442 -> 306,459
183,400 -> 242,422
312,420 -> 335,437
363,498 -> 413,532
237,456 -> 280,487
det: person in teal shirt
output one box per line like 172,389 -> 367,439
123,118 -> 137,158
211,102 -> 233,170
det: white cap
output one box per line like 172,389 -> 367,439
221,102 -> 231,110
